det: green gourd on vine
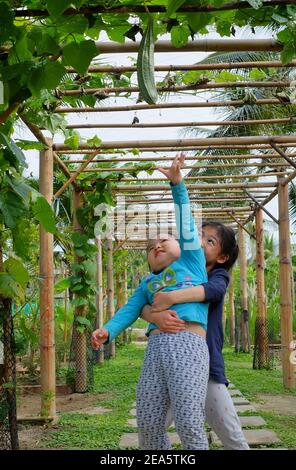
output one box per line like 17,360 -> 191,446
137,16 -> 158,105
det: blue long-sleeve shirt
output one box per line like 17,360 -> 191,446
202,268 -> 230,385
104,181 -> 208,343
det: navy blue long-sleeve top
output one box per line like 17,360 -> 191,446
201,268 -> 230,385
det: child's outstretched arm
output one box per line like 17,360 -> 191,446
91,284 -> 148,349
160,153 -> 202,257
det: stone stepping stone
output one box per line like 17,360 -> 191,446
239,416 -> 266,428
210,429 -> 280,447
132,328 -> 147,340
235,404 -> 257,413
127,418 -> 176,431
232,397 -> 250,405
119,432 -> 181,449
132,341 -> 147,347
128,416 -> 266,430
129,408 -> 137,417
228,383 -> 235,389
127,418 -> 137,427
229,389 -> 243,397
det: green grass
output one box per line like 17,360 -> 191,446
258,412 -> 296,449
223,346 -> 296,401
131,318 -> 147,329
224,346 -> 296,449
40,344 -> 145,450
40,343 -> 296,449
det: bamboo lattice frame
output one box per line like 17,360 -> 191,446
23,37 -> 296,242
20,6 -> 295,412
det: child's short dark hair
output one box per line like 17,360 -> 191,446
202,220 -> 239,271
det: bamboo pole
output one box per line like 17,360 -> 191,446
106,238 -> 116,358
115,206 -> 251,214
238,226 -> 250,353
58,80 -> 293,97
63,265 -> 68,364
66,117 -> 296,129
54,149 -> 101,199
114,182 -> 277,191
14,1 -> 295,17
228,270 -> 235,347
19,114 -> 80,190
227,212 -> 256,240
73,164 -> 290,172
55,98 -> 292,113
60,155 -> 296,165
278,177 -> 295,389
60,153 -> 296,163
39,139 -> 56,418
79,172 -> 288,180
65,59 -> 296,74
254,208 -> 269,369
270,141 -> 296,170
53,135 -> 296,152
95,237 -> 104,365
73,189 -> 88,393
244,190 -> 279,225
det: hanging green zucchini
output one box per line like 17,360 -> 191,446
137,16 -> 158,105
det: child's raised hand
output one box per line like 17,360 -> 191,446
91,328 -> 109,350
158,152 -> 186,185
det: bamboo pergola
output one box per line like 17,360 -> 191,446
23,35 -> 296,417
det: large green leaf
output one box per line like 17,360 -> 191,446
167,0 -> 186,17
0,191 -> 27,229
28,62 -> 67,96
62,40 -> 98,74
0,132 -> 28,169
3,258 -> 29,289
0,273 -> 24,303
32,197 -> 57,234
55,278 -> 71,293
46,0 -> 84,17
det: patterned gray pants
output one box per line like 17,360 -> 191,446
136,331 -> 209,450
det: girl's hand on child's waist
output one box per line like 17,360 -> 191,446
91,328 -> 109,350
150,309 -> 186,333
152,290 -> 175,312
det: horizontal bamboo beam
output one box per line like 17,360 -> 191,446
58,80 -> 293,97
65,60 -> 296,74
59,153 -> 296,163
115,206 -> 251,214
53,135 -> 296,152
95,39 -> 284,54
54,98 -> 291,114
121,197 -> 265,204
66,117 -> 296,129
73,164 -> 289,172
115,189 -> 270,196
114,182 -> 277,191
14,1 -> 295,17
84,172 -> 289,181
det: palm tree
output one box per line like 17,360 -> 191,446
178,50 -> 296,220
